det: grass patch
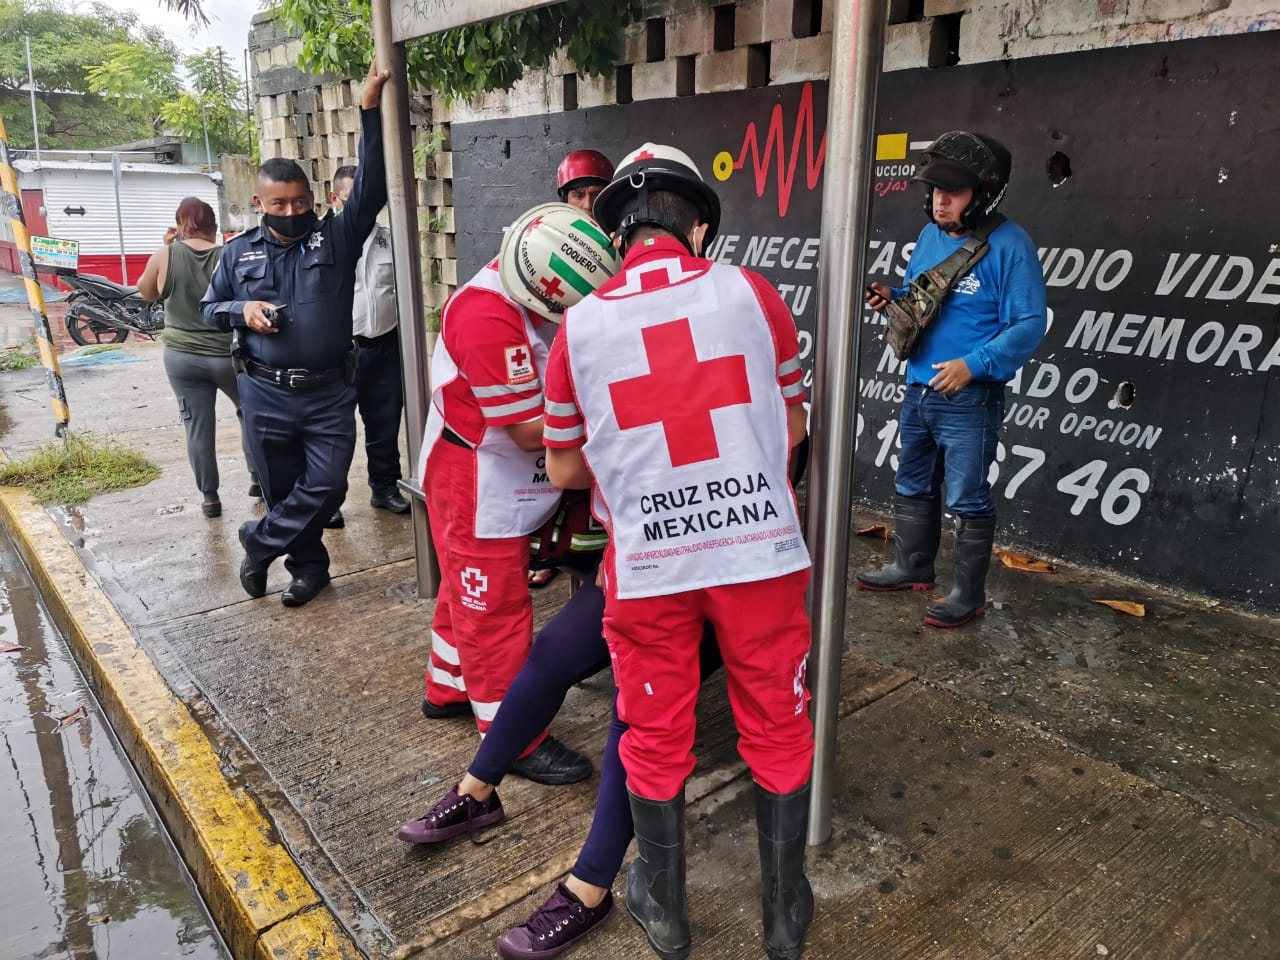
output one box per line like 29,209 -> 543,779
0,341 -> 41,371
0,432 -> 160,504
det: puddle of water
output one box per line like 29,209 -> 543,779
0,528 -> 229,960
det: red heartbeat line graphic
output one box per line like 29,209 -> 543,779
733,82 -> 827,218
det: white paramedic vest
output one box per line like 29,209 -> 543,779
419,262 -> 560,539
563,256 -> 810,598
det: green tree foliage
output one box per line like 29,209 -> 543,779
86,42 -> 183,133
0,0 -> 177,148
161,47 -> 255,158
278,0 -> 640,100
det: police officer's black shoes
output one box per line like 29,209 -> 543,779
324,509 -> 345,529
371,490 -> 411,514
855,494 -> 941,591
626,791 -> 690,960
237,523 -> 268,598
925,516 -> 996,628
511,735 -> 593,785
247,481 -> 263,499
756,782 -> 814,960
281,572 -> 331,607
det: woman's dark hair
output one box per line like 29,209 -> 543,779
175,197 -> 217,240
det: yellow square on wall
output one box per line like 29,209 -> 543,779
875,133 -> 909,161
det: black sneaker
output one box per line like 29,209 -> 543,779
247,482 -> 263,499
421,697 -> 473,720
511,735 -> 592,786
498,882 -> 614,959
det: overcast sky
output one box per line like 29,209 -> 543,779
101,0 -> 261,59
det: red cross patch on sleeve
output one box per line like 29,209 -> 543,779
505,344 -> 536,385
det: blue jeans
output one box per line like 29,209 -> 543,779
894,383 -> 1004,519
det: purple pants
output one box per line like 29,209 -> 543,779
468,572 -> 720,888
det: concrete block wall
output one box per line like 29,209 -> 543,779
248,1 -> 1279,308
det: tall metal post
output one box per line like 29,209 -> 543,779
805,0 -> 887,845
371,0 -> 440,596
111,153 -> 128,283
25,35 -> 40,161
200,99 -> 214,169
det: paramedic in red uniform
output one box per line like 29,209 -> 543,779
543,143 -> 816,960
416,204 -> 616,784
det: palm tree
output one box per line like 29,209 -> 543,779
161,1 -> 208,26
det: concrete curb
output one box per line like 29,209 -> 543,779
0,483 -> 364,960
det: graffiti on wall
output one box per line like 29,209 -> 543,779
451,30 -> 1280,607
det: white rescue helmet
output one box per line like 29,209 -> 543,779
592,142 -> 721,252
498,201 -> 620,321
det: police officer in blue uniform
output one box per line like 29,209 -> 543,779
201,62 -> 390,608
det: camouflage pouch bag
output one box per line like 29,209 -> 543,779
883,214 -> 1005,361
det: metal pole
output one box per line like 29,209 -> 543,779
805,0 -> 887,845
371,0 -> 440,597
24,35 -> 40,161
200,99 -> 214,169
111,153 -> 128,283
216,46 -> 232,153
243,48 -> 253,130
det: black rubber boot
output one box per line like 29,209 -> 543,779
625,791 -> 690,960
924,516 -> 996,628
855,495 -> 941,591
757,782 -> 814,960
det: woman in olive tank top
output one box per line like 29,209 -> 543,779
138,198 -> 259,518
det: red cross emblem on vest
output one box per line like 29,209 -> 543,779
609,318 -> 752,467
510,347 -> 528,368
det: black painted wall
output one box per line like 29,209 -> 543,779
452,31 -> 1280,609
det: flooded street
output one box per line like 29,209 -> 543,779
0,527 -> 229,960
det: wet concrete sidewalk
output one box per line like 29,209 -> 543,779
0,317 -> 1276,959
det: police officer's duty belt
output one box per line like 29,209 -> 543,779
245,358 -> 346,389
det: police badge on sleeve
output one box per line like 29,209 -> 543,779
504,345 -> 536,385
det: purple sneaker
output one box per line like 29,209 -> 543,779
498,882 -> 615,959
395,785 -> 504,844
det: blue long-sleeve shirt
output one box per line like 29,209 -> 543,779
891,219 -> 1047,385
200,107 -> 388,371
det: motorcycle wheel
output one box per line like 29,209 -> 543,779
65,303 -> 130,346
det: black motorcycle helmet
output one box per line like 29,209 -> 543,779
591,142 -> 721,255
912,131 -> 1012,229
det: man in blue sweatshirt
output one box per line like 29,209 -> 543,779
858,131 -> 1047,627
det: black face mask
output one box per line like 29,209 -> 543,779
262,210 -> 317,240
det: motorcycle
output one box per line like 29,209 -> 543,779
62,272 -> 165,346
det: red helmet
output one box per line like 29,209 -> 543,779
556,150 -> 614,199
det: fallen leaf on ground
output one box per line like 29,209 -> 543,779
58,706 -> 88,728
88,914 -> 110,925
1093,599 -> 1146,617
855,523 -> 889,540
993,547 -> 1055,573
1,644 -> 24,653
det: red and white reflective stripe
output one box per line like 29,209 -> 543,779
480,391 -> 544,421
543,398 -> 584,443
472,380 -> 541,398
429,630 -> 467,691
778,355 -> 804,399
